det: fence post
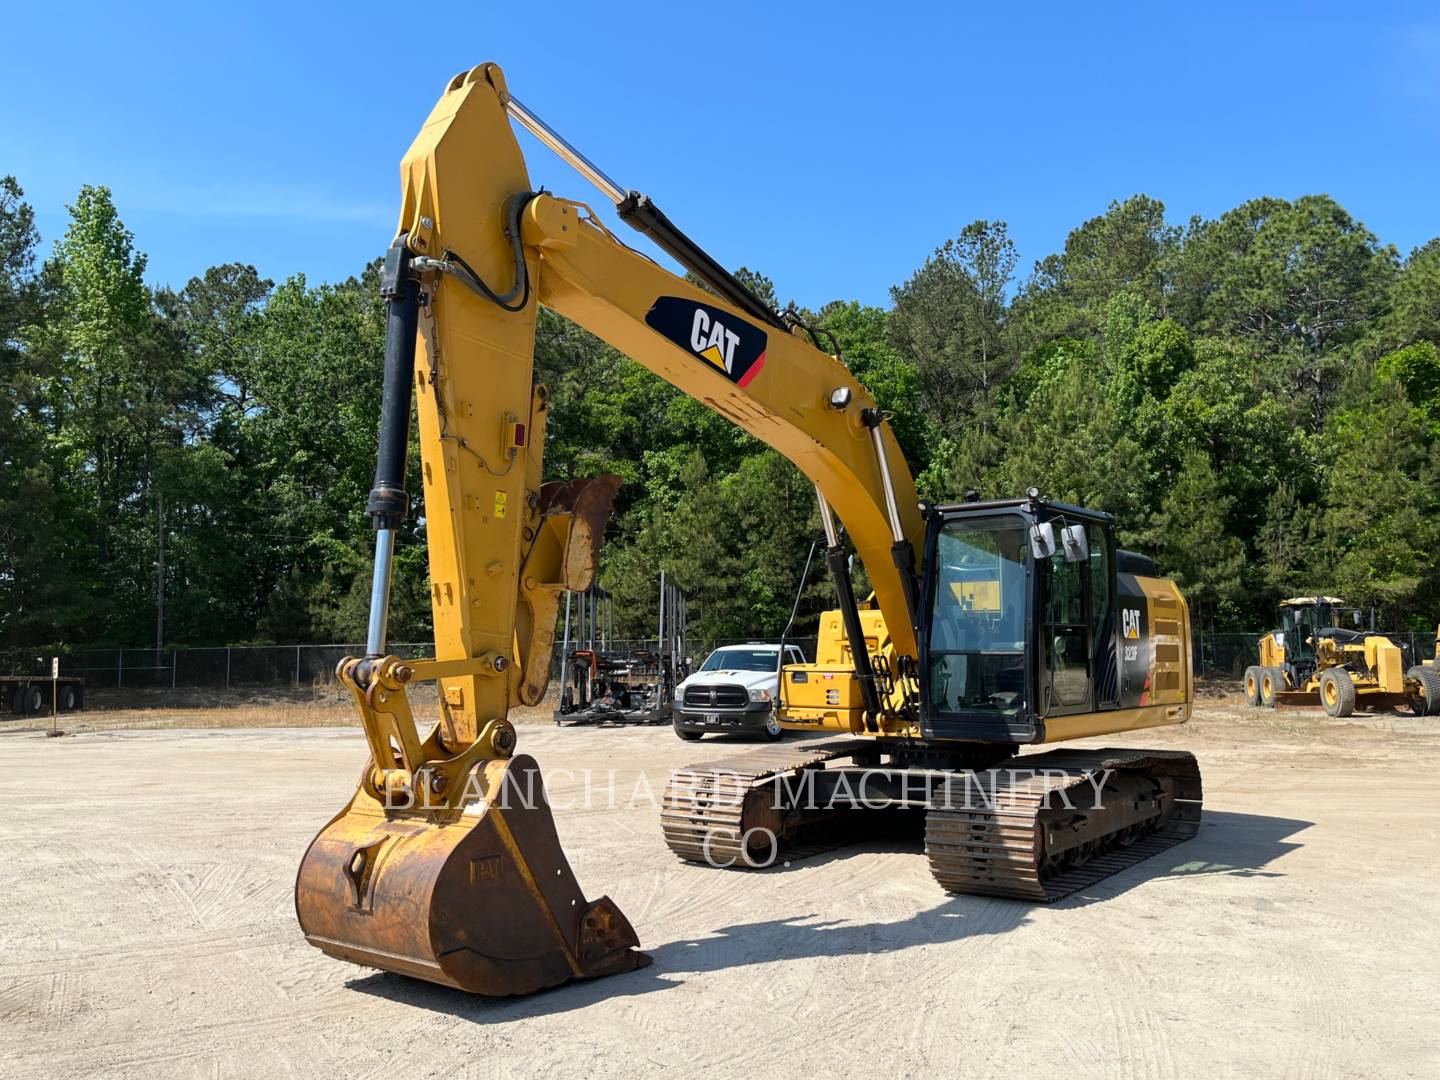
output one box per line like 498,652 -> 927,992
117,650 -> 123,688
225,648 -> 231,689
296,644 -> 302,688
172,649 -> 177,689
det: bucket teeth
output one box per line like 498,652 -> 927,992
295,754 -> 649,996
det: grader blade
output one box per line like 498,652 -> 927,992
296,753 -> 649,996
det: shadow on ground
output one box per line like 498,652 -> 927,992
348,808 -> 1309,1020
347,892 -> 1028,1020
1053,808 -> 1312,906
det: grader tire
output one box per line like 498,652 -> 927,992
1243,666 -> 1263,706
1320,668 -> 1357,718
1259,667 -> 1283,708
1406,665 -> 1440,717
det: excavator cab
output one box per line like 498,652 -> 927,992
782,492 -> 1191,746
918,495 -> 1186,745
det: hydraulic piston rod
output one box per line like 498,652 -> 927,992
364,237 -> 421,657
500,93 -> 785,332
861,408 -> 921,635
816,487 -> 883,728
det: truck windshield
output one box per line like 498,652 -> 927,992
928,516 -> 1027,718
699,649 -> 780,672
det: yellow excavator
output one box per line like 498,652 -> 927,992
295,62 -> 1203,997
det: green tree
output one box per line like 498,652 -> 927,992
1317,379 -> 1440,620
0,176 -> 57,643
1376,341 -> 1440,438
43,186 -> 152,573
1255,482 -> 1317,601
1010,195 -> 1177,351
975,349 -> 1146,526
1143,451 -> 1246,630
30,186 -> 215,644
1173,195 -> 1398,431
889,220 -> 1018,433
819,300 -> 931,469
1156,337 -> 1300,549
1384,239 -> 1440,348
1055,195 -> 1176,315
1100,292 -> 1193,415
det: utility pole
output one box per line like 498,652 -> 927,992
155,493 -> 166,655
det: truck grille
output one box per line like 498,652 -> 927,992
683,684 -> 749,708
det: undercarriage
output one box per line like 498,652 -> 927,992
661,738 -> 1202,900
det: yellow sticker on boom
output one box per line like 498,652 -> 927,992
494,490 -> 508,518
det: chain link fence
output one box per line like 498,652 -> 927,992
0,643 -> 433,690
0,637 -> 815,691
2,631 -> 1435,692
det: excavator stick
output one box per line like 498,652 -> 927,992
293,65 -> 652,995
296,754 -> 648,995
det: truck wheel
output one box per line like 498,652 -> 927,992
1320,668 -> 1357,717
673,724 -> 702,742
1406,665 -> 1440,716
60,685 -> 78,712
22,685 -> 44,716
1259,667 -> 1282,708
1243,666 -> 1263,706
762,713 -> 784,741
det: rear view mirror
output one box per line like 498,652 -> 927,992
1061,523 -> 1089,563
1030,521 -> 1057,560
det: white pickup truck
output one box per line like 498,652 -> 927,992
672,643 -> 807,742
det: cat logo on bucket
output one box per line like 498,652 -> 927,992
644,296 -> 768,387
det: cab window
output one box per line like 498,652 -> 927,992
927,515 -> 1027,719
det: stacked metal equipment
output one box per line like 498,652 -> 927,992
553,573 -> 689,724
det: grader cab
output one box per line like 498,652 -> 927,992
1244,597 -> 1440,717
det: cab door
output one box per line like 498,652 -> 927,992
1089,523 -> 1121,708
1038,517 -> 1119,716
1041,541 -> 1092,715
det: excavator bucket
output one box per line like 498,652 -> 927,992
295,753 -> 650,995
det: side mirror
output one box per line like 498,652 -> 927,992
1061,523 -> 1089,563
1030,521 -> 1057,560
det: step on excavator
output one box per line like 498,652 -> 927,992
295,62 -> 1204,997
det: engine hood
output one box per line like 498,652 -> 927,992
678,667 -> 780,693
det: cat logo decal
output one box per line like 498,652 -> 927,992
644,296 -> 768,387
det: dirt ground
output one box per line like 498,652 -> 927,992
1,699 -> 1436,1079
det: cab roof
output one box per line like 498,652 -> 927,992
932,496 -> 1114,525
1280,596 -> 1347,607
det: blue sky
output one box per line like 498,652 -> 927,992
5,1 -> 1437,308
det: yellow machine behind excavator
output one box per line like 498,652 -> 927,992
296,62 -> 1206,997
1244,597 -> 1440,717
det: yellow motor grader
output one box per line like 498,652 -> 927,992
1244,597 -> 1440,716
